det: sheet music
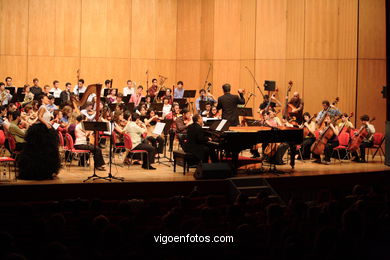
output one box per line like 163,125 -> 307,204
52,123 -> 60,130
216,119 -> 228,131
153,122 -> 166,135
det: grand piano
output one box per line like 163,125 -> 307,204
206,126 -> 303,171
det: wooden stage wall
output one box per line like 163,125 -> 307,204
0,0 -> 387,132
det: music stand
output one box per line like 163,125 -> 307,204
104,88 -> 118,97
82,121 -> 124,182
264,80 -> 276,91
16,87 -> 24,95
5,87 -> 15,95
123,95 -> 131,103
54,98 -> 61,106
125,102 -> 135,112
150,103 -> 163,111
15,94 -> 25,103
238,108 -> 253,117
157,90 -> 166,100
183,90 -> 196,99
173,98 -> 187,109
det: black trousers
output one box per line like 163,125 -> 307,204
74,144 -> 105,167
300,137 -> 315,159
312,140 -> 339,162
352,140 -> 373,159
146,136 -> 164,154
15,142 -> 25,152
268,143 -> 289,164
132,142 -> 155,167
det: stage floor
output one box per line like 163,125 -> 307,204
3,154 -> 389,186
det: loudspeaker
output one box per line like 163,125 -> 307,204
264,80 -> 276,91
194,163 -> 232,179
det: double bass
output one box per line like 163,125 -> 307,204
311,115 -> 340,155
348,117 -> 375,152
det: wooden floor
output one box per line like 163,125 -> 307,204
2,151 -> 389,186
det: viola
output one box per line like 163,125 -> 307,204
348,117 -> 375,152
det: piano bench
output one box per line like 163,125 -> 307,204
173,150 -> 196,175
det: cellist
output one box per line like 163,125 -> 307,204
298,112 -> 316,160
351,114 -> 375,163
316,100 -> 341,125
338,113 -> 354,135
312,114 -> 339,165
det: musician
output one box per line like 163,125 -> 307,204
37,94 -> 53,128
74,114 -> 106,171
288,92 -> 304,124
173,81 -> 185,99
73,79 -> 86,95
351,114 -> 375,163
216,83 -> 245,126
8,111 -> 26,152
147,78 -> 158,99
123,113 -> 156,169
80,102 -> 96,121
208,106 -> 221,119
123,80 -> 135,97
184,114 -> 217,163
144,95 -> 152,110
43,85 -> 51,95
5,76 -> 13,87
258,94 -> 280,114
316,100 -> 341,124
175,108 -> 192,147
201,102 -> 212,117
107,89 -> 117,103
50,80 -> 62,98
30,78 -> 42,99
144,109 -> 164,154
163,88 -> 173,104
0,82 -> 12,106
312,115 -> 339,165
60,82 -> 72,105
165,103 -> 181,151
129,86 -> 144,106
195,89 -> 215,112
162,97 -> 172,118
101,79 -> 112,96
113,93 -> 124,104
299,112 -> 316,160
338,113 -> 354,135
46,95 -> 58,113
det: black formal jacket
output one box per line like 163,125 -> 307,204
60,90 -> 71,105
184,123 -> 208,161
217,92 -> 245,126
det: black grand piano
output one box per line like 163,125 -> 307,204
206,126 -> 303,171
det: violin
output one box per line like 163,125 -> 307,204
348,117 -> 375,152
311,115 -> 340,155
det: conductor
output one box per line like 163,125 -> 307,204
216,83 -> 245,126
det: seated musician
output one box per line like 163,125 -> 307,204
173,81 -> 185,99
129,85 -> 144,107
144,109 -> 164,154
80,102 -> 96,121
288,92 -> 304,124
165,103 -> 181,151
147,79 -> 158,100
312,115 -> 339,165
21,84 -> 34,106
162,97 -> 172,118
74,115 -> 106,171
21,104 -> 38,125
258,94 -> 281,115
316,100 -> 341,123
52,110 -> 68,133
8,111 -> 26,152
144,95 -> 152,110
298,112 -> 316,160
351,114 -> 375,163
123,113 -> 156,170
201,102 -> 212,117
175,108 -> 192,148
46,95 -> 58,113
208,106 -> 221,119
196,89 -> 215,113
184,114 -> 217,163
338,113 -> 354,135
163,88 -> 173,104
107,89 -> 117,103
113,93 -> 124,104
123,80 -> 135,97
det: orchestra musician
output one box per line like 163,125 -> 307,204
123,80 -> 135,97
144,109 -> 165,155
21,84 -> 34,106
80,102 -> 96,121
147,78 -> 158,99
73,79 -> 86,95
123,113 -> 156,170
288,91 -> 304,124
298,112 -> 316,160
173,81 -> 185,99
162,88 -> 173,104
60,82 -> 72,106
216,84 -> 245,126
201,102 -> 212,117
316,100 -> 341,125
8,110 -> 26,152
129,86 -> 144,107
74,114 -> 106,171
30,78 -> 43,98
106,88 -> 117,103
165,103 -> 181,151
113,93 -> 124,104
101,79 -> 112,96
183,114 -> 217,163
175,108 -> 192,148
46,95 -> 58,113
50,80 -> 62,98
258,94 -> 281,115
351,114 -> 375,163
208,106 -> 221,119
312,115 -> 339,165
162,97 -> 172,118
196,88 -> 215,113
338,113 -> 354,135
0,82 -> 12,106
5,76 -> 13,87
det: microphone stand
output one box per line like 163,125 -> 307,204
244,93 -> 255,107
202,63 -> 212,89
245,66 -> 266,99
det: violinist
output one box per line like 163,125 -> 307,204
316,100 -> 341,125
21,84 -> 34,106
113,93 -> 124,104
144,95 -> 152,110
298,112 -> 316,160
107,89 -> 117,103
288,92 -> 304,124
258,94 -> 281,114
175,108 -> 192,148
208,106 -> 221,119
129,86 -> 144,107
162,97 -> 172,118
144,109 -> 164,154
80,102 -> 96,121
165,103 -> 181,151
147,78 -> 158,99
338,113 -> 354,136
312,115 -> 339,165
201,102 -> 212,117
351,114 -> 375,163
162,88 -> 173,104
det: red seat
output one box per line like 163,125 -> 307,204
123,133 -> 148,168
333,132 -> 350,163
64,133 -> 90,168
366,132 -> 385,162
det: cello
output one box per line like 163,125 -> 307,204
317,97 -> 340,129
311,115 -> 340,155
348,117 -> 375,152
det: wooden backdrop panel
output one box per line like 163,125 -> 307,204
240,0 -> 256,60
0,0 -> 28,56
240,60 -> 255,110
81,0 -> 107,57
213,0 -> 241,60
200,0 -> 214,60
285,59 -> 304,100
176,0 -> 201,60
357,60 -> 386,134
80,58 -> 108,85
337,60 -> 357,119
255,0 -> 287,59
176,60 -> 201,91
131,0 -> 156,59
55,0 -> 81,57
155,60 -> 177,87
156,0 -> 177,60
303,60 -> 338,114
130,59 -> 156,91
27,57 -> 55,86
106,0 -> 131,58
28,0 -> 56,56
0,55 -> 27,85
286,0 -> 305,59
358,0 -> 386,59
338,0 -> 358,59
53,57 -> 80,88
212,61 -> 240,98
304,0 -> 339,59
106,58 -> 132,90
